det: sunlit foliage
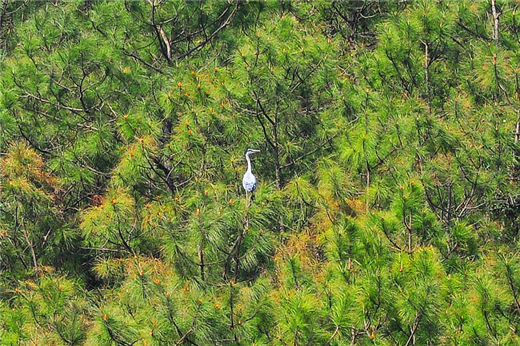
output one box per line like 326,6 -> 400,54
2,0 -> 520,343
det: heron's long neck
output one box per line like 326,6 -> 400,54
246,154 -> 252,173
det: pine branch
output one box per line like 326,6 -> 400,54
404,312 -> 422,346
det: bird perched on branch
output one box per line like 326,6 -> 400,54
242,149 -> 260,202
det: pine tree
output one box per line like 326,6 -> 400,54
4,0 -> 520,344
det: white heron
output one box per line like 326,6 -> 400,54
242,148 -> 260,203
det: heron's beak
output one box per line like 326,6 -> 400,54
251,149 -> 260,153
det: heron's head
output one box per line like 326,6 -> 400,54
245,148 -> 260,156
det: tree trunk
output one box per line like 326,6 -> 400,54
491,0 -> 500,43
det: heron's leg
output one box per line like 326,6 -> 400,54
245,191 -> 250,228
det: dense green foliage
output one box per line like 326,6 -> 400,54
2,0 -> 520,344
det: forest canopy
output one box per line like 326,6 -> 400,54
2,0 -> 520,344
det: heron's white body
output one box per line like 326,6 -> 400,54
242,152 -> 257,193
